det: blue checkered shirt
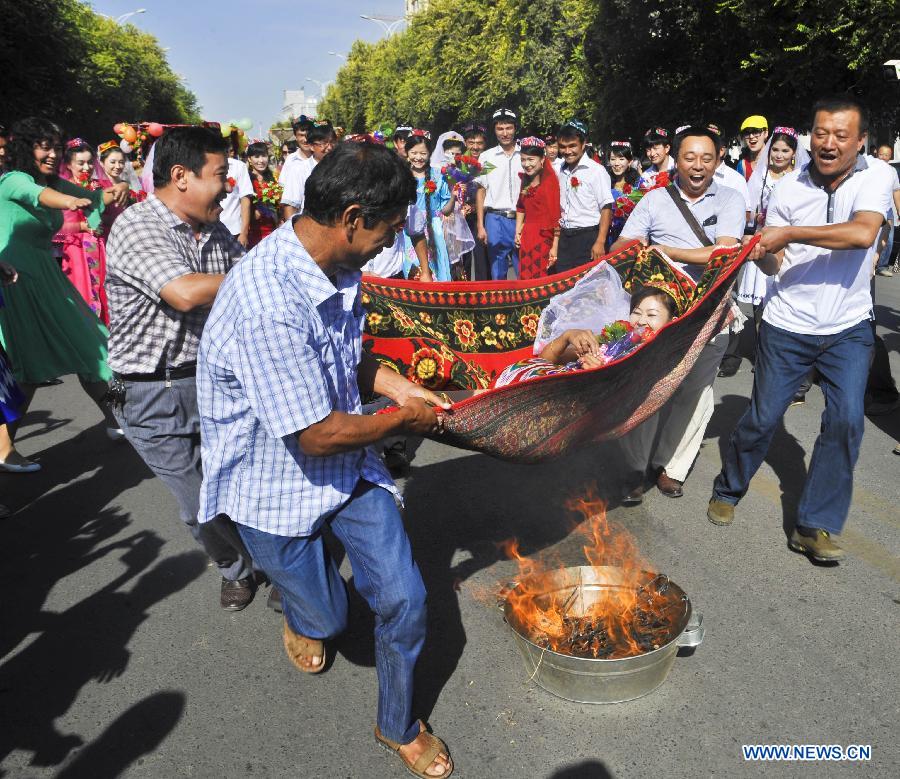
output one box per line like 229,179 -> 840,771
197,220 -> 396,536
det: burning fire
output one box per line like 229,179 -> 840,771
500,489 -> 685,659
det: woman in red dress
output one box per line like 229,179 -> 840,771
514,137 -> 560,279
246,142 -> 280,247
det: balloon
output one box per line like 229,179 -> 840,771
237,117 -> 253,131
220,124 -> 233,138
121,125 -> 137,144
120,140 -> 133,153
113,123 -> 124,136
147,122 -> 164,137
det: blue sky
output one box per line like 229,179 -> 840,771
92,0 -> 405,132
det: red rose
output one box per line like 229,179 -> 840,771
423,179 -> 437,196
570,176 -> 580,189
622,184 -> 632,194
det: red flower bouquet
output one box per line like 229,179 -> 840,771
442,153 -> 495,187
423,179 -> 437,196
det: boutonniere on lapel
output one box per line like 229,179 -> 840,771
570,176 -> 581,190
226,177 -> 236,192
423,179 -> 437,196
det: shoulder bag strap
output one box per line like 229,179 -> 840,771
665,184 -> 713,247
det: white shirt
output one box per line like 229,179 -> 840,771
639,157 -> 675,189
480,144 -> 521,212
278,151 -> 306,207
763,156 -> 893,336
714,162 -> 752,212
219,158 -> 254,236
280,156 -> 317,212
362,240 -> 404,278
558,154 -> 613,229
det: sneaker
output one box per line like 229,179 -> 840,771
875,268 -> 893,277
707,498 -> 734,526
788,527 -> 844,562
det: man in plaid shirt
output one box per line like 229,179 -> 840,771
105,126 -> 255,611
197,140 -> 454,778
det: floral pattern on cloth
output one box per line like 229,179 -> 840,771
55,209 -> 109,324
361,241 -> 714,390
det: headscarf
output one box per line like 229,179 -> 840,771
431,131 -> 464,169
746,126 -> 810,220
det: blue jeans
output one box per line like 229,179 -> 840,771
713,319 -> 873,534
876,226 -> 894,269
236,481 -> 426,744
485,212 -> 519,280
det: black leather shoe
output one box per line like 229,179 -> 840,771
220,577 -> 255,611
717,364 -> 739,378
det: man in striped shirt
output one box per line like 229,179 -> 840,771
197,140 -> 454,778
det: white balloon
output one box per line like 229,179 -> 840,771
120,140 -> 133,153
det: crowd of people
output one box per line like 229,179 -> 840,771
0,93 -> 898,778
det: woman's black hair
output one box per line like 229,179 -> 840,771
246,141 -> 274,182
605,147 -> 640,187
281,139 -> 298,157
768,131 -> 798,153
152,126 -> 230,189
64,141 -> 93,165
303,139 -> 416,228
100,145 -> 125,162
6,117 -> 64,180
404,134 -> 432,154
442,138 -> 465,153
631,286 -> 678,319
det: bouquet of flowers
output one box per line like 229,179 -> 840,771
595,320 -> 655,364
74,171 -> 102,191
613,171 -> 671,219
441,153 -> 495,188
253,178 -> 283,221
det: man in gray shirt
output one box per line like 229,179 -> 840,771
610,126 -> 744,502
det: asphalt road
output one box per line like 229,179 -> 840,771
1,278 -> 898,779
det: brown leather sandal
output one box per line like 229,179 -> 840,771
282,618 -> 326,674
375,720 -> 453,778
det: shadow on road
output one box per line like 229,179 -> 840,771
548,760 -> 615,778
0,421 -> 200,773
54,691 -> 186,779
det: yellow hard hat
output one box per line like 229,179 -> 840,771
740,115 -> 768,131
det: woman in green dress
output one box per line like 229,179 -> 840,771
0,117 -> 130,472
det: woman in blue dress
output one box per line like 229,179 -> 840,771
400,130 -> 455,281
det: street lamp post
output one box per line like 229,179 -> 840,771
115,8 -> 146,24
360,14 -> 404,35
305,78 -> 331,96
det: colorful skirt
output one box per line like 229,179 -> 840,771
0,344 -> 25,424
57,232 -> 109,325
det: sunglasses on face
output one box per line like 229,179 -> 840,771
743,128 -> 765,136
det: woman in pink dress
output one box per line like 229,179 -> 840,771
53,139 -> 108,324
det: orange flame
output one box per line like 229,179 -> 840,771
500,487 -> 681,659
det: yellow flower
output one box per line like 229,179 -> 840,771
481,326 -> 498,346
418,311 -> 433,323
366,312 -> 383,327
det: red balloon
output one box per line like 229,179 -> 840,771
113,123 -> 124,136
147,122 -> 164,137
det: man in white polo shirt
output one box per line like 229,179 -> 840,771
611,126 -> 745,503
280,123 -> 336,218
220,150 -> 254,247
555,119 -> 613,273
709,96 -> 893,563
475,108 -> 521,279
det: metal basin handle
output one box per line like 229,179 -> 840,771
677,612 -> 705,648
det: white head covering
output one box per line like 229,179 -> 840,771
430,131 -> 464,170
747,127 -> 810,219
140,140 -> 157,194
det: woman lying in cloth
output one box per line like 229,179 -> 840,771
493,282 -> 677,387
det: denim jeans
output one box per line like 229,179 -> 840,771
236,480 -> 427,744
485,212 -> 519,280
713,319 -> 873,534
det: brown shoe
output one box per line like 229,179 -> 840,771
621,485 -> 645,506
220,576 -> 255,611
788,528 -> 845,562
656,470 -> 683,498
707,498 -> 734,526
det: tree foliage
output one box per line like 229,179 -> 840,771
321,0 -> 900,142
0,0 -> 200,141
319,0 -> 594,134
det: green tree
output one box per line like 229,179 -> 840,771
0,0 -> 200,141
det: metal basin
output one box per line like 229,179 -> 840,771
502,565 -> 704,704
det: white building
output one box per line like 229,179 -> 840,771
280,88 -> 319,122
405,0 -> 428,16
